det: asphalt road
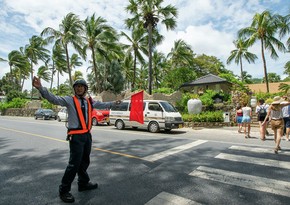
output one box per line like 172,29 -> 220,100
0,116 -> 290,205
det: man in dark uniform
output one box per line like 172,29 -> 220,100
33,76 -> 118,203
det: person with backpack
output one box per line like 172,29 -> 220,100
255,99 -> 269,141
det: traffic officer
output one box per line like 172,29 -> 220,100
33,76 -> 119,203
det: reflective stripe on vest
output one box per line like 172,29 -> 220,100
68,96 -> 92,135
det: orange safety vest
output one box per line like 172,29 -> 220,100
68,96 -> 92,135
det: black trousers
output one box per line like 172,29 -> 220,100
59,132 -> 92,193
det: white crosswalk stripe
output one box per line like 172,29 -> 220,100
189,166 -> 290,197
142,140 -> 207,162
189,145 -> 290,198
229,145 -> 290,155
215,153 -> 290,169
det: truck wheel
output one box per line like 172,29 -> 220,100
148,122 -> 160,133
116,120 -> 125,130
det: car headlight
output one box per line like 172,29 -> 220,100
165,117 -> 175,122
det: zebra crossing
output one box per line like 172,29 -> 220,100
190,145 -> 290,198
146,144 -> 290,204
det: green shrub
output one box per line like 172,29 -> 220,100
182,111 -> 223,122
153,87 -> 174,94
0,97 -> 28,112
41,99 -> 57,109
176,92 -> 199,113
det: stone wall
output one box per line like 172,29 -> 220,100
3,108 -> 40,117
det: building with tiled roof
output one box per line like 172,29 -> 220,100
179,74 -> 232,94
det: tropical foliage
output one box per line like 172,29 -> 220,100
0,7 -> 289,107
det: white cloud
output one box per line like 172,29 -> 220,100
0,0 -> 289,90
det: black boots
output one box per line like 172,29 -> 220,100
78,182 -> 98,192
59,192 -> 75,203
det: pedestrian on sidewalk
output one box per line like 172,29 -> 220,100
33,76 -> 120,203
235,104 -> 243,133
241,102 -> 252,138
262,96 -> 290,154
255,99 -> 269,141
281,96 -> 290,141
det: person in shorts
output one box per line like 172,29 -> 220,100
235,104 -> 243,133
262,96 -> 290,154
241,102 -> 252,138
281,96 -> 290,141
255,99 -> 269,140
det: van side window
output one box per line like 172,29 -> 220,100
111,102 -> 129,111
148,103 -> 162,111
129,102 -> 146,111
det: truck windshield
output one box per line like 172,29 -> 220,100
160,102 -> 177,112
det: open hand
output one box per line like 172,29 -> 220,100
32,76 -> 42,89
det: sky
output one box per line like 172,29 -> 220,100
0,0 -> 289,90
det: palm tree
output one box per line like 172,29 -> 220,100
152,51 -> 166,89
121,28 -> 148,90
275,13 -> 290,76
122,53 -> 134,90
275,13 -> 290,48
227,38 -> 257,82
50,43 -> 67,91
125,0 -> 178,95
167,39 -> 195,68
41,12 -> 84,88
37,65 -> 51,83
22,35 -> 50,99
82,14 -> 118,93
69,53 -> 82,71
72,70 -> 83,81
0,50 -> 29,88
238,10 -> 286,92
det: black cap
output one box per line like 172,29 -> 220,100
73,79 -> 88,89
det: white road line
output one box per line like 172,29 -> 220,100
141,140 -> 207,162
215,153 -> 290,170
229,145 -> 290,155
144,191 -> 202,205
189,166 -> 290,197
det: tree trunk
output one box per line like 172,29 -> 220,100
148,24 -> 153,95
239,56 -> 243,82
261,39 -> 269,93
30,61 -> 34,100
64,44 -> 73,89
50,61 -> 55,91
132,48 -> 137,90
91,46 -> 99,94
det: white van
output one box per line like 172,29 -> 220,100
109,100 -> 184,133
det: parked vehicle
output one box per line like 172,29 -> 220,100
57,107 -> 68,122
92,108 -> 110,126
34,108 -> 57,120
56,106 -> 109,125
109,100 -> 184,133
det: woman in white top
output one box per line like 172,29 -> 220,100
262,96 -> 290,154
241,102 -> 252,138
